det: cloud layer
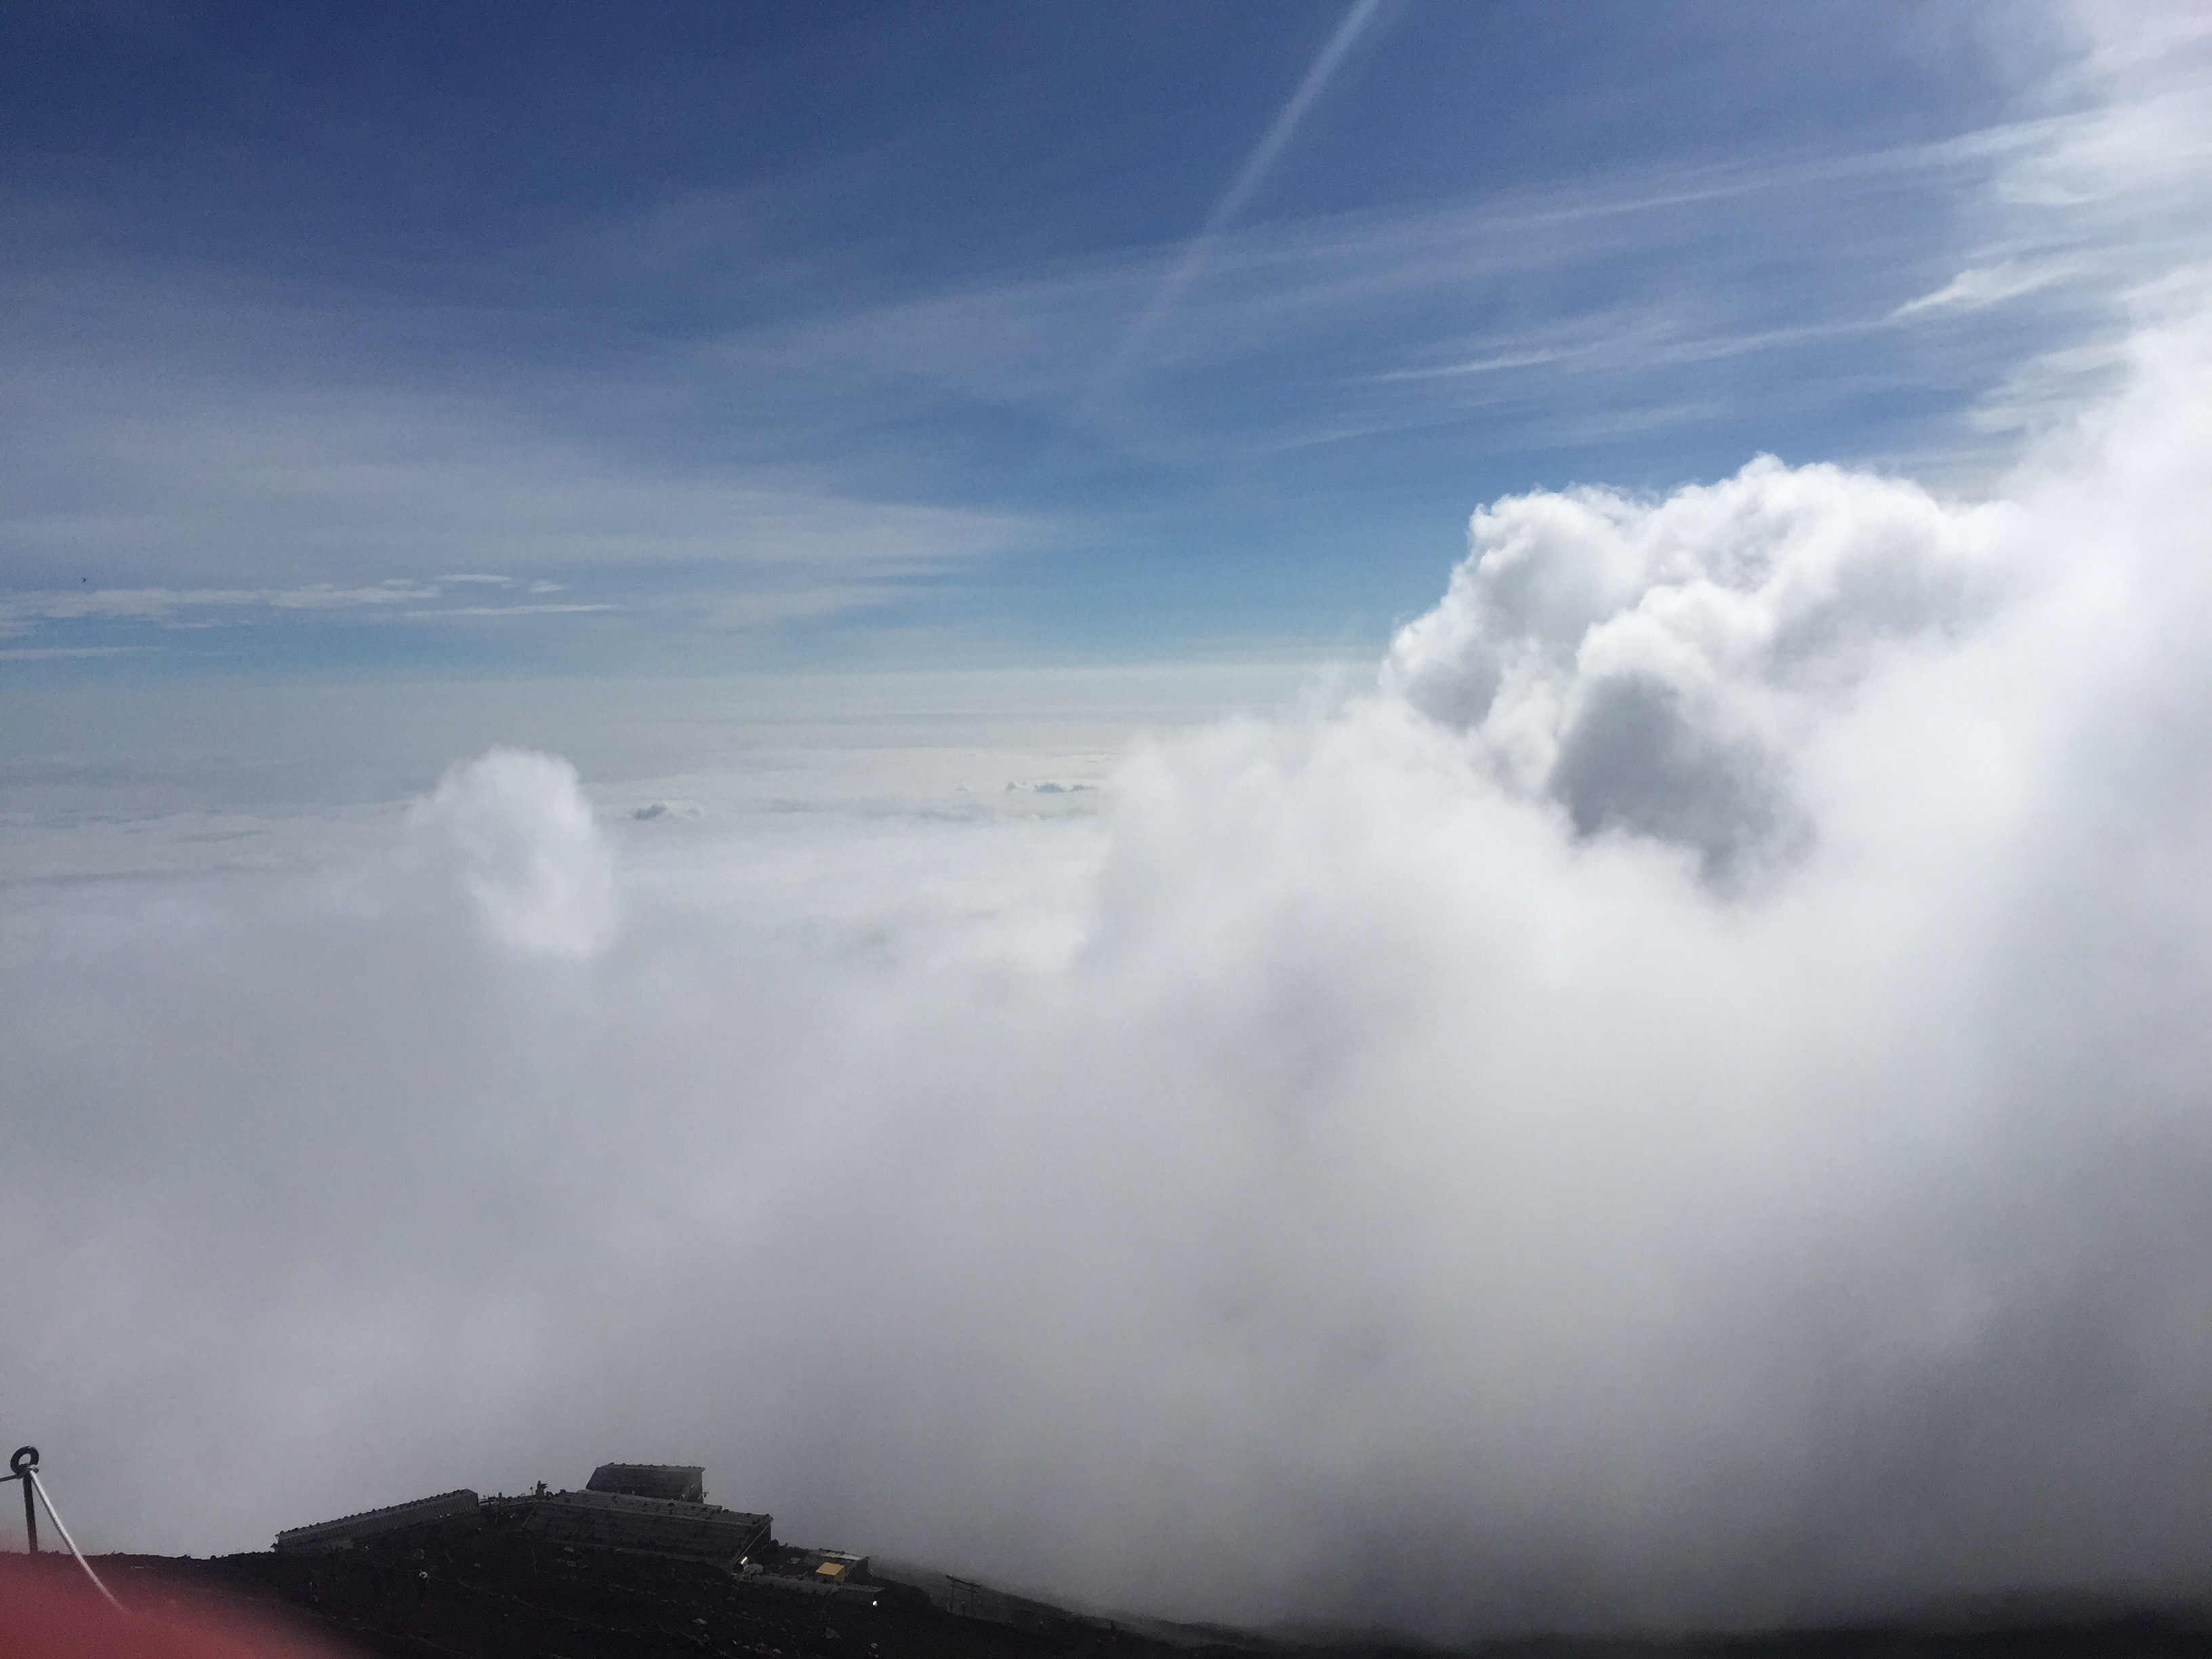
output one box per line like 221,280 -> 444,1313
5,261 -> 2212,1641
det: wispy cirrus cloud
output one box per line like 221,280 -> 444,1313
1892,258 -> 2076,316
710,110 -> 2167,474
0,579 -> 534,635
403,602 -> 615,621
5,2 -> 2205,676
0,324 -> 1049,655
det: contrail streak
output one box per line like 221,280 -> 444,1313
1078,0 -> 1385,417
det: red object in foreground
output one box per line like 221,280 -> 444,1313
0,1556 -> 350,1659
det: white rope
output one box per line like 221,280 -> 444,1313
27,1471 -> 125,1612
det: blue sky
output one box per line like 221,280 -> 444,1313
0,2 -> 2130,678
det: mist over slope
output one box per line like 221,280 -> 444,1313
5,276 -> 2212,1635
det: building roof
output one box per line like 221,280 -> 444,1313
523,1489 -> 769,1568
586,1463 -> 705,1503
274,1490 -> 480,1553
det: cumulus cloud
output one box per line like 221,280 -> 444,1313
404,749 -> 619,959
1380,456 -> 2018,884
3,278 -> 2211,1639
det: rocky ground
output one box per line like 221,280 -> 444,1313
64,1530 -> 1151,1659
20,1536 -> 2212,1659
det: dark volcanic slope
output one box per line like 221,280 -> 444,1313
64,1540 -> 2212,1659
86,1530 -> 1169,1659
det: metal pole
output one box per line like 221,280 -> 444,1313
9,1447 -> 37,1554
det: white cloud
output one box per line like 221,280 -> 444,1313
0,302 -> 1049,632
3,264 -> 2212,1635
1380,455 -> 2020,883
1892,258 -> 2074,316
0,580 -> 443,633
267,582 -> 442,611
0,586 -> 260,629
0,644 -> 149,659
403,602 -> 617,620
404,749 -> 619,959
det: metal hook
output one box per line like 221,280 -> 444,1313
9,1447 -> 38,1552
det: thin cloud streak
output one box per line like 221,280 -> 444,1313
731,100 -> 2175,474
1076,0 -> 1385,415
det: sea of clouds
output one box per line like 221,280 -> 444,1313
6,277 -> 2211,1635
